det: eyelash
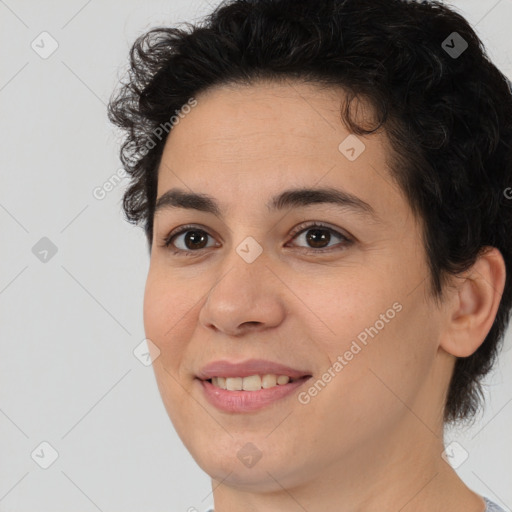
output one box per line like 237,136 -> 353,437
161,222 -> 353,257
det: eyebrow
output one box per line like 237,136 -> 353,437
154,186 -> 380,222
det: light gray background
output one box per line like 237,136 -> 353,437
1,1 -> 511,511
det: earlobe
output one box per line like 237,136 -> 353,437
439,247 -> 506,358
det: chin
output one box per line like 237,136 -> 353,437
204,463 -> 299,493
190,440 -> 307,492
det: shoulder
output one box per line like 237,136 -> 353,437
484,497 -> 507,512
203,500 -> 507,512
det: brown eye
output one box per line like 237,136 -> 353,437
304,227 -> 332,248
163,225 -> 216,254
178,230 -> 209,250
288,222 -> 352,252
162,222 -> 352,257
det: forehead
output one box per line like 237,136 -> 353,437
156,79 -> 411,227
161,80 -> 376,162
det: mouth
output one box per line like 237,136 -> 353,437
197,373 -> 312,413
197,358 -> 312,381
195,358 -> 313,412
202,374 -> 311,391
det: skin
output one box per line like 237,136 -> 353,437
143,80 -> 506,512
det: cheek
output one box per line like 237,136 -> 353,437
142,269 -> 192,369
305,272 -> 398,354
310,269 -> 438,398
333,296 -> 439,423
143,267 -> 191,336
143,270 -> 196,420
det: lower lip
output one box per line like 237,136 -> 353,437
198,377 -> 311,413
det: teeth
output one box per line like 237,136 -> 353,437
277,375 -> 290,385
243,375 -> 262,391
226,377 -> 243,391
262,374 -> 277,388
211,374 -> 292,391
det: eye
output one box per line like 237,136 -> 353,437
162,224 -> 217,256
161,222 -> 353,256
287,222 -> 353,253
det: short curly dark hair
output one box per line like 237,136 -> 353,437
108,0 -> 512,424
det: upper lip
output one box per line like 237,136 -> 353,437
197,359 -> 312,380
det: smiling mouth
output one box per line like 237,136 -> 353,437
204,374 -> 312,391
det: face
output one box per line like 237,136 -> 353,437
143,80 -> 452,492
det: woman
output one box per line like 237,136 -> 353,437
108,0 -> 512,510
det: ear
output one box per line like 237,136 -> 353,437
439,247 -> 506,358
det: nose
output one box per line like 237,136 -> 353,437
198,250 -> 287,337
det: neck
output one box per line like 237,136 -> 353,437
209,416 -> 486,512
